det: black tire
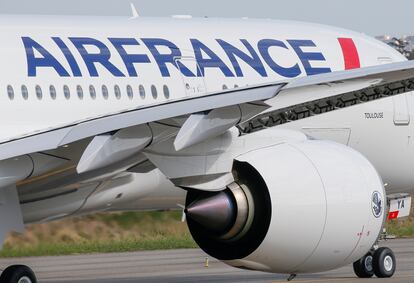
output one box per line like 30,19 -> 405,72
373,247 -> 396,278
0,265 -> 37,283
353,253 -> 374,278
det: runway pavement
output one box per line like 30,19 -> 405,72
0,239 -> 413,283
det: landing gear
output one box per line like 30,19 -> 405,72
353,247 -> 396,278
353,252 -> 374,278
0,265 -> 37,283
372,247 -> 396,278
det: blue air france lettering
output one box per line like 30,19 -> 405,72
23,37 -> 357,78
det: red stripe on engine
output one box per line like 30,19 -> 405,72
338,38 -> 361,70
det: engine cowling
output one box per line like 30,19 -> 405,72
185,139 -> 385,274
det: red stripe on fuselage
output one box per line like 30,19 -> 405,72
338,38 -> 361,70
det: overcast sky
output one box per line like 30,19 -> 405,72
0,0 -> 411,36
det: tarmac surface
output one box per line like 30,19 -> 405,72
0,239 -> 413,283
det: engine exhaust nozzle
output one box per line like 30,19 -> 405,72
185,191 -> 236,234
185,182 -> 252,240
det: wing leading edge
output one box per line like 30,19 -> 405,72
1,60 -> 414,161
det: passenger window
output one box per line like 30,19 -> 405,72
50,85 -> 56,100
63,85 -> 70,100
89,85 -> 96,100
21,85 -> 28,100
7,85 -> 14,100
77,85 -> 84,100
139,85 -> 145,99
102,85 -> 108,100
163,85 -> 170,99
35,85 -> 42,100
114,85 -> 121,100
127,85 -> 133,100
151,85 -> 158,99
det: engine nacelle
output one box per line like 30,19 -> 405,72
185,139 -> 385,274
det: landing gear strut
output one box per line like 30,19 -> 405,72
353,247 -> 396,278
0,265 -> 37,283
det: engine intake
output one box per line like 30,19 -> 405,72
186,161 -> 272,260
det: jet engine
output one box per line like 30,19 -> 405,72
185,140 -> 386,274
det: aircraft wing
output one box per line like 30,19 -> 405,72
240,60 -> 414,133
1,60 -> 414,161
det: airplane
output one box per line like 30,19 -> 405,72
0,12 -> 413,282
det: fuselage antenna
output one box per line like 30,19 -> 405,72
129,3 -> 139,19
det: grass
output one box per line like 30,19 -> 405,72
387,223 -> 414,237
385,202 -> 414,238
0,236 -> 197,258
1,211 -> 197,258
1,207 -> 414,258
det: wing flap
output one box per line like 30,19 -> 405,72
0,128 -> 72,160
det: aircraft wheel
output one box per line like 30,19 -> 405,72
353,252 -> 374,278
0,265 -> 37,283
373,247 -> 396,278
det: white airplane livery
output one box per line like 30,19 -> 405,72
0,13 -> 413,282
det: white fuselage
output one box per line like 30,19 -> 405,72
2,15 -> 412,221
0,16 -> 403,141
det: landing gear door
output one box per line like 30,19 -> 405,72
377,57 -> 410,126
388,194 -> 412,220
175,57 -> 207,96
393,94 -> 410,126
